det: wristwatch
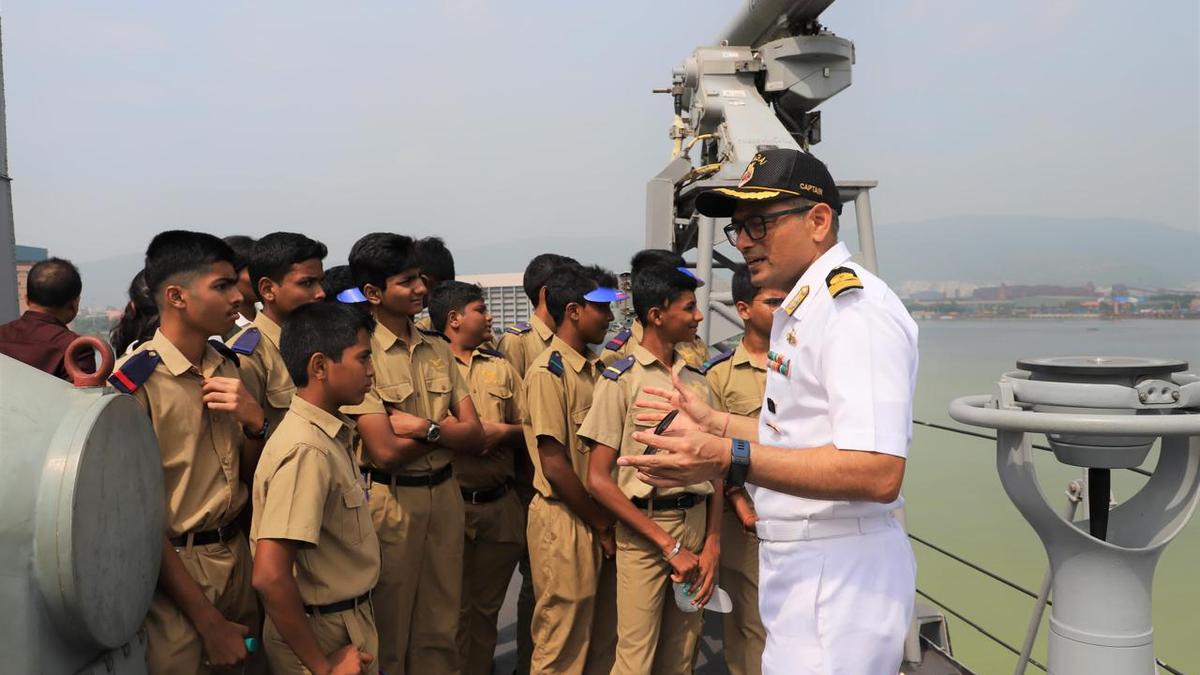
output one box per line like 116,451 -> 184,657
728,438 -> 751,488
244,419 -> 269,440
424,420 -> 442,444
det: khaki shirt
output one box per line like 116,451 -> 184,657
454,348 -> 527,490
343,318 -> 470,473
579,344 -> 714,500
251,396 -> 380,606
228,312 -> 294,438
600,320 -> 709,370
497,314 -> 554,379
118,329 -> 248,537
704,341 -> 767,417
522,334 -> 603,500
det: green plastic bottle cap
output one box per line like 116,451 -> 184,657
244,636 -> 258,653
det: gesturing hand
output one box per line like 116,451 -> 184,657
622,428 -> 730,487
634,372 -> 718,435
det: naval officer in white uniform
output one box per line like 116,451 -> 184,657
622,148 -> 918,675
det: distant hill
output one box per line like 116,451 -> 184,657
871,215 -> 1198,289
76,216 -> 1197,308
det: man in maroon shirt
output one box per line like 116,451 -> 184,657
0,257 -> 96,380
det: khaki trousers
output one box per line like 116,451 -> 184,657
145,534 -> 263,675
527,495 -> 617,675
369,476 -> 464,675
720,505 -> 765,675
263,601 -> 379,675
457,490 -> 525,675
612,502 -> 707,675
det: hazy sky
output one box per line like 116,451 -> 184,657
4,0 -> 1198,270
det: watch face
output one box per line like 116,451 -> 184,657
427,422 -> 442,444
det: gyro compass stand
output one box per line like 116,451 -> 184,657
949,356 -> 1200,675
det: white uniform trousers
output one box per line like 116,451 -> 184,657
757,517 -> 916,675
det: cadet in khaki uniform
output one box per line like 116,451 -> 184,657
700,265 -> 786,675
251,303 -> 380,675
580,265 -> 723,675
497,252 -> 575,675
601,248 -> 709,370
427,281 -> 528,674
345,233 -> 484,675
228,232 -> 328,440
108,231 -> 266,674
524,265 -> 623,675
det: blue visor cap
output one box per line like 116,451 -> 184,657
584,287 -> 628,303
336,287 -> 368,303
677,267 -> 706,287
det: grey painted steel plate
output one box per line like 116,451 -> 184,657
1017,356 -> 1188,377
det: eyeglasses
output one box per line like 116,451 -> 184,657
722,205 -> 814,246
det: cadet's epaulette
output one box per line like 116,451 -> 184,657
602,355 -> 635,381
547,350 -> 565,377
605,327 -> 632,352
230,327 -> 261,355
108,349 -> 161,394
700,349 -> 735,375
418,327 -> 451,342
477,346 -> 505,359
208,338 -> 240,367
826,266 -> 864,298
506,322 -> 532,336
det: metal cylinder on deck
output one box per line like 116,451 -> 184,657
949,356 -> 1200,675
0,355 -> 163,674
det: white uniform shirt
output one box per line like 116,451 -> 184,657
750,241 -> 918,522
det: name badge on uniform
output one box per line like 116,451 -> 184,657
767,349 -> 791,377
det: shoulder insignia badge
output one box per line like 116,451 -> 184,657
108,349 -> 161,394
418,327 -> 451,342
826,267 -> 863,298
229,327 -> 261,355
602,355 -> 635,381
506,322 -> 532,335
784,285 -> 810,316
700,349 -> 735,375
547,350 -> 565,377
208,338 -> 240,367
605,327 -> 632,352
478,346 -> 505,359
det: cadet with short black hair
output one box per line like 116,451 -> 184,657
252,302 -> 380,675
223,235 -> 258,325
429,280 -> 529,675
523,265 -> 621,675
227,232 -> 328,441
580,264 -> 722,674
0,256 -> 95,379
345,232 -> 484,675
109,230 -> 267,673
701,264 -> 785,675
601,249 -> 710,370
497,253 -> 578,378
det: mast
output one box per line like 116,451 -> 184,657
0,17 -> 18,323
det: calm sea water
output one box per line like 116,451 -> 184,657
907,319 -> 1199,673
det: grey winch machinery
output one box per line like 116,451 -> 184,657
950,357 -> 1200,675
0,342 -> 163,675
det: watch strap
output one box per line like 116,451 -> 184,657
728,438 -> 751,488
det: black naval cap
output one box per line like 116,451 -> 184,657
694,148 -> 842,217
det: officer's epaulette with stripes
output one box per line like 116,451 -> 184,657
418,327 -> 451,342
506,322 -> 532,336
229,327 -> 261,355
602,355 -> 635,381
547,350 -> 565,377
699,349 -> 734,375
108,349 -> 161,394
826,266 -> 864,298
604,327 -> 632,352
477,346 -> 505,359
208,338 -> 240,367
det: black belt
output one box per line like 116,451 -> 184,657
304,591 -> 371,616
462,482 -> 509,505
365,464 -> 453,488
631,493 -> 706,511
169,522 -> 240,547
